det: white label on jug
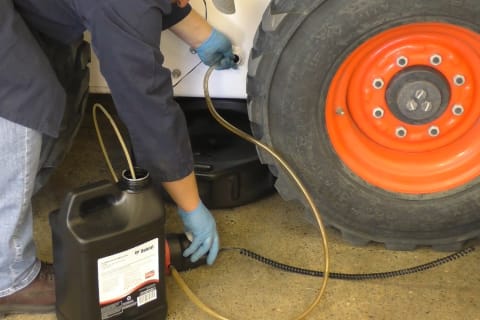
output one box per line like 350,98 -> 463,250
97,238 -> 159,307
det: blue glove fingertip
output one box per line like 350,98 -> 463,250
217,57 -> 235,70
182,235 -> 202,258
190,239 -> 211,263
206,235 -> 220,265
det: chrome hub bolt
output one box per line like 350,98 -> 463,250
415,89 -> 427,101
373,107 -> 384,119
396,56 -> 408,67
395,127 -> 407,138
406,99 -> 418,111
373,78 -> 384,89
452,104 -> 464,116
421,101 -> 433,112
454,74 -> 466,86
430,54 -> 442,66
428,126 -> 440,137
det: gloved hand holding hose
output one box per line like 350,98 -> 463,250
196,28 -> 237,69
179,201 -> 220,265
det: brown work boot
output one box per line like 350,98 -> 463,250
0,262 -> 55,317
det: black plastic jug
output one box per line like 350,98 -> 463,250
49,168 -> 167,320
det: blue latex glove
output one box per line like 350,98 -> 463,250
178,201 -> 220,265
196,29 -> 236,70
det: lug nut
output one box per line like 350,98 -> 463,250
395,127 -> 407,138
452,104 -> 464,116
336,107 -> 345,116
373,78 -> 384,89
430,54 -> 442,66
428,126 -> 440,137
454,74 -> 466,86
396,56 -> 408,67
373,107 -> 384,119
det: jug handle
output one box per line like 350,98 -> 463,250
60,180 -> 121,223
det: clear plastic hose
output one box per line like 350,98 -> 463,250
170,66 -> 330,320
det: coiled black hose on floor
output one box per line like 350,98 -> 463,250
223,246 -> 475,281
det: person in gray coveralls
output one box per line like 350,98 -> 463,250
0,0 -> 236,315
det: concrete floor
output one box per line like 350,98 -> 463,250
6,107 -> 480,320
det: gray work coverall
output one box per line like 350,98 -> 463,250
1,0 -> 195,182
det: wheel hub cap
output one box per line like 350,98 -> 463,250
386,66 -> 450,124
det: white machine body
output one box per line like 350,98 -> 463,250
88,0 -> 270,98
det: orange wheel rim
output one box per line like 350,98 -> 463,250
326,23 -> 480,194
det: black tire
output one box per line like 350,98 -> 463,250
34,33 -> 91,192
247,0 -> 480,250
